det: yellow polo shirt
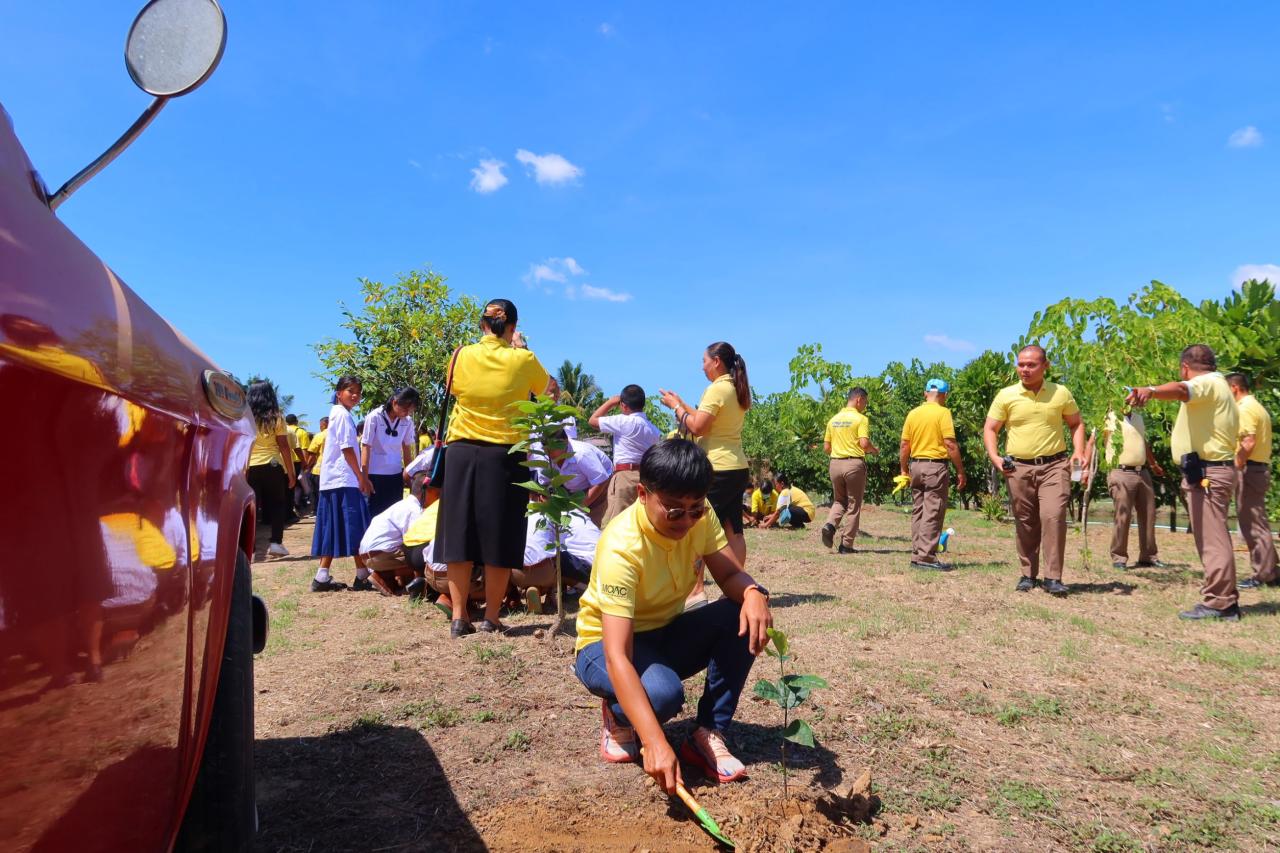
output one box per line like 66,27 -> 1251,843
447,336 -> 550,445
307,429 -> 327,476
403,501 -> 439,548
782,486 -> 816,518
695,374 -> 748,471
987,382 -> 1079,459
418,434 -> 432,453
249,416 -> 287,467
1104,410 -> 1148,468
901,401 -> 955,459
294,427 -> 311,459
750,488 -> 777,515
575,499 -> 728,652
1171,372 -> 1238,462
825,407 -> 869,459
1236,393 -> 1271,464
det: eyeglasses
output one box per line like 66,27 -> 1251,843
655,497 -> 707,521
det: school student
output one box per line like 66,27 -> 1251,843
515,509 -> 599,614
536,433 -> 615,527
573,439 -> 773,790
359,472 -> 428,596
311,376 -> 376,592
361,387 -> 419,516
246,382 -> 297,557
590,384 -> 662,527
403,498 -> 483,613
285,413 -> 314,516
306,416 -> 328,485
746,479 -> 776,527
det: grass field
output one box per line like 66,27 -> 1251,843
250,502 -> 1280,852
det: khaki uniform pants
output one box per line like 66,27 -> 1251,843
826,458 -> 867,549
1236,464 -> 1278,583
601,469 -> 640,528
1107,468 -> 1158,564
1006,458 -> 1070,580
909,460 -> 950,561
362,549 -> 408,572
1184,466 -> 1239,610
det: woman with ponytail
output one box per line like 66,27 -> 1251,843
659,342 -> 753,573
435,298 -> 552,638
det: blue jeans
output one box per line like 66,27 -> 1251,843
573,598 -> 756,732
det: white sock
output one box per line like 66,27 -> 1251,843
315,568 -> 331,583
356,568 -> 370,580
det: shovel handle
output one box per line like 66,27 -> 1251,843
675,783 -> 701,813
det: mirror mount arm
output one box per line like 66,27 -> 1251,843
48,96 -> 168,211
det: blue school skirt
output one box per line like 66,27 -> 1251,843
312,487 -> 372,557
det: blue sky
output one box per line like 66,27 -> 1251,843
4,2 -> 1278,425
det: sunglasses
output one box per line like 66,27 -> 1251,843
655,497 -> 707,521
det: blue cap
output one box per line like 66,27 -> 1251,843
925,378 -> 950,394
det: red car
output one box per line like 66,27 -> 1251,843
0,2 -> 264,850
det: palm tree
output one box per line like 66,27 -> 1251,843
555,360 -> 602,410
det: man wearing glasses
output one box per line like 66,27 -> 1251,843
572,439 -> 773,795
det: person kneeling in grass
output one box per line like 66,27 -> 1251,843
573,438 -> 773,792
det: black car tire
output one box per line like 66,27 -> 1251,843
173,548 -> 256,852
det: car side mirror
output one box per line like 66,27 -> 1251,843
48,0 -> 226,210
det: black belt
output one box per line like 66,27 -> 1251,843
1116,464 -> 1145,472
1011,451 -> 1068,466
1202,460 -> 1234,467
1246,460 -> 1271,469
910,457 -> 946,463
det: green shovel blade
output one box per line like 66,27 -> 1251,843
692,806 -> 736,848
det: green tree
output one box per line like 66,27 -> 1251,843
554,360 -> 602,410
312,268 -> 480,421
240,375 -> 294,414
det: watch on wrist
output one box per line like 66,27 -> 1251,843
747,583 -> 770,599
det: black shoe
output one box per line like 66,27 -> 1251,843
910,560 -> 952,571
1042,578 -> 1069,597
1178,603 -> 1241,621
1112,561 -> 1127,569
352,577 -> 375,592
1015,576 -> 1036,592
311,578 -> 348,593
821,524 -> 836,549
1134,559 -> 1166,569
450,619 -> 476,639
1238,577 -> 1280,590
837,545 -> 856,555
405,577 -> 428,600
477,619 -> 508,634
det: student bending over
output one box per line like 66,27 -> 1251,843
573,438 -> 773,792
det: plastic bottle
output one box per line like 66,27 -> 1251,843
1071,458 -> 1082,482
938,527 -> 955,553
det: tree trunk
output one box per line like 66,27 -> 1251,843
545,546 -> 566,643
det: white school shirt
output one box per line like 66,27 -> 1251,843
523,512 -> 601,567
597,413 -> 661,465
559,439 -> 613,491
422,540 -> 449,576
360,405 -> 415,475
360,495 -> 423,554
560,415 -> 578,439
404,446 -> 437,478
320,404 -> 361,490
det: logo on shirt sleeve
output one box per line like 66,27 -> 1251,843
600,583 -> 633,600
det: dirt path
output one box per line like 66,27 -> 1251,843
250,505 -> 1280,852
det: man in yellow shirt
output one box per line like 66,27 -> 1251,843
1127,345 -> 1240,619
760,474 -> 816,529
900,379 -> 966,569
1101,409 -> 1165,570
306,417 -> 328,478
821,387 -> 879,553
1227,373 -> 1278,589
984,346 -> 1086,596
573,439 -> 772,792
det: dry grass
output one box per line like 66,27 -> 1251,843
251,504 -> 1280,852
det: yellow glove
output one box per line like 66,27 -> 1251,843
892,474 -> 910,495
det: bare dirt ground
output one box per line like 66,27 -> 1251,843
250,503 -> 1280,852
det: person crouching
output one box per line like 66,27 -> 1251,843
359,472 -> 429,596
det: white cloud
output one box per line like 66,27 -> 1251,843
523,257 -> 586,288
564,257 -> 585,275
599,23 -> 615,36
469,158 -> 508,193
408,159 -> 422,169
1228,126 -> 1263,148
515,149 -> 584,185
1232,263 -> 1280,287
923,333 -> 977,354
580,284 -> 632,303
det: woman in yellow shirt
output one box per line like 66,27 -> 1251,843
246,381 -> 296,557
659,341 -> 752,566
435,299 -> 552,638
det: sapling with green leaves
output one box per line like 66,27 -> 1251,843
510,395 -> 588,642
753,627 -> 827,802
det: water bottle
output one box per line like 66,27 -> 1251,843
1071,458 -> 1082,482
938,527 -> 955,553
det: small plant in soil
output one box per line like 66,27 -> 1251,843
753,626 -> 828,802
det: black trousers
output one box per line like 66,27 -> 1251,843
248,463 -> 290,543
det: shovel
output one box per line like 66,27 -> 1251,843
674,782 -> 736,849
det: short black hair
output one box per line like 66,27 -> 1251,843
775,473 -> 790,487
285,413 -> 298,425
639,438 -> 712,498
620,384 -> 646,412
319,416 -> 329,427
1180,344 -> 1216,371
1225,372 -> 1250,391
409,470 -> 429,500
848,386 -> 868,402
759,479 -> 773,493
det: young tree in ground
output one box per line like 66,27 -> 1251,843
312,269 -> 480,421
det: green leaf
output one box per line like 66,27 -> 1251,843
782,718 -> 816,748
782,684 -> 809,708
752,679 -> 783,704
766,627 -> 789,657
783,674 -> 829,690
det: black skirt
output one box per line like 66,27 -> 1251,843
434,439 -> 529,568
707,468 -> 751,535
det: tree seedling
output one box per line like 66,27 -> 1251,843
753,627 -> 827,802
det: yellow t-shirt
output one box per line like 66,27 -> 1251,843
750,488 -> 777,515
307,429 -> 327,476
987,381 -> 1079,459
901,401 -> 955,460
294,427 -> 311,459
403,501 -> 440,548
418,434 -> 432,453
1237,394 -> 1273,464
824,407 -> 869,459
1171,372 -> 1238,462
695,374 -> 747,471
574,499 -> 729,652
249,416 -> 287,467
782,486 -> 816,518
447,336 -> 550,445
1105,410 -> 1148,468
